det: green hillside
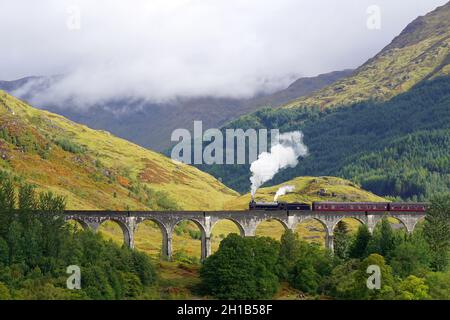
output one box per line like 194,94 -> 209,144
0,71 -> 353,152
0,90 -> 238,211
201,4 -> 450,200
202,74 -> 450,200
283,2 -> 450,109
0,87 -> 394,213
225,176 -> 386,210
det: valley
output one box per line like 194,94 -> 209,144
0,70 -> 353,152
0,1 -> 448,302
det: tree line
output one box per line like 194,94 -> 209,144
0,173 -> 157,299
200,195 -> 450,299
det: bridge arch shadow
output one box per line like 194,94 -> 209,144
255,218 -> 288,241
373,216 -> 408,234
211,219 -> 245,254
66,218 -> 89,232
135,218 -> 169,258
294,218 -> 328,247
172,219 -> 206,262
331,217 -> 365,234
98,219 -> 131,247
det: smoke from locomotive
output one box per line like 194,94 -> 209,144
250,131 -> 308,199
274,185 -> 295,201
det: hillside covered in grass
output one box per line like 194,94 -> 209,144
225,176 -> 386,210
0,90 -> 238,211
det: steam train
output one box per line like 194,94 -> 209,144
249,201 -> 426,212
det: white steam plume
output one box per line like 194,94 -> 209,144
274,185 -> 295,202
250,131 -> 308,198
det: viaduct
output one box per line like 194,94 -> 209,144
65,210 -> 426,260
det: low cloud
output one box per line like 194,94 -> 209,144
0,0 -> 447,108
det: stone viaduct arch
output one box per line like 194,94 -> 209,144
65,209 -> 426,261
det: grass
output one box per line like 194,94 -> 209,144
0,89 -> 388,215
225,176 -> 386,210
283,31 -> 450,110
0,90 -> 238,211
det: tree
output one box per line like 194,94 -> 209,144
354,254 -> 395,300
395,275 -> 430,300
329,259 -> 361,300
334,221 -> 352,260
330,254 -> 397,300
277,230 -> 300,280
0,177 -> 15,239
389,232 -> 431,277
425,271 -> 450,300
0,282 -> 11,300
200,234 -> 280,299
291,258 -> 320,294
423,195 -> 450,271
0,177 -> 156,300
277,230 -> 334,295
378,218 -> 397,259
349,224 -> 371,259
0,238 -> 8,266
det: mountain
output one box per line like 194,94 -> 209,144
200,3 -> 450,201
0,89 -> 238,210
0,70 -> 353,151
0,89 -> 390,212
283,2 -> 450,109
224,176 -> 386,210
203,74 -> 450,200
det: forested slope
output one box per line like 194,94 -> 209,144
201,75 -> 450,200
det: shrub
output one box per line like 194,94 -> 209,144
54,138 -> 86,154
200,234 -> 279,299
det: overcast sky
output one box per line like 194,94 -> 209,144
0,0 -> 447,105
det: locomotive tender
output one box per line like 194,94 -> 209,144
249,200 -> 426,212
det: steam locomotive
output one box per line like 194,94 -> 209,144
249,200 -> 426,212
249,201 -> 311,211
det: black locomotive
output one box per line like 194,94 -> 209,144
249,200 -> 311,211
